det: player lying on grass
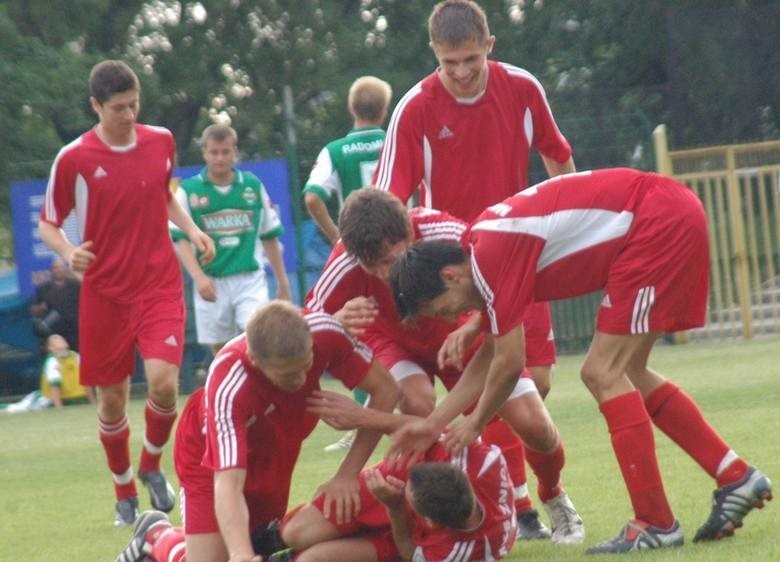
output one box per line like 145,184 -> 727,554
387,168 -> 773,553
276,390 -> 517,562
307,188 -> 583,543
115,301 -> 398,562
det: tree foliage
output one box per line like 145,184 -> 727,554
1,0 -> 778,260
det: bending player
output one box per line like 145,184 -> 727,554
115,301 -> 398,562
388,168 -> 773,553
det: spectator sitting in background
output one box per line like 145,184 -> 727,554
1,334 -> 94,412
30,258 -> 81,351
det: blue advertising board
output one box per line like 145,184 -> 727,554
10,159 -> 296,297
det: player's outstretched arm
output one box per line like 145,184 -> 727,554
214,468 -> 261,562
316,361 -> 398,525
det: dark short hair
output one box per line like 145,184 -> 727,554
89,60 -> 139,104
339,189 -> 410,265
389,240 -> 466,319
408,462 -> 474,529
429,0 -> 490,46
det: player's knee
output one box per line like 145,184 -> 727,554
579,362 -> 604,393
521,417 -> 559,453
399,391 -> 435,416
279,514 -> 306,550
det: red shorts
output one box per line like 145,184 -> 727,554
522,301 -> 556,367
597,178 -> 709,334
291,470 -> 398,562
79,284 -> 184,386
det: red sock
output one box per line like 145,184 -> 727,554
600,391 -> 674,529
139,399 -> 177,473
99,415 -> 137,500
482,419 -> 532,512
150,526 -> 186,562
645,381 -> 749,488
525,440 -> 564,503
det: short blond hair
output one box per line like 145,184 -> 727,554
348,76 -> 392,123
245,301 -> 311,362
429,0 -> 490,46
200,124 -> 237,146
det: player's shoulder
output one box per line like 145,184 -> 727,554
494,61 -> 546,93
410,207 -> 467,242
304,310 -> 349,336
137,123 -> 174,140
236,168 -> 262,186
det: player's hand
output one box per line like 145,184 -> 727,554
315,474 -> 361,525
385,419 -> 437,470
333,297 -> 379,336
306,390 -> 363,430
195,275 -> 217,302
438,315 -> 481,371
68,241 -> 96,274
365,468 -> 405,509
227,555 -> 261,562
190,229 -> 216,266
442,415 -> 482,454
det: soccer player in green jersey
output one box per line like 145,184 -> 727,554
304,76 -> 393,245
172,125 -> 292,353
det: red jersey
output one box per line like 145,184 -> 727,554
467,168 -> 665,336
403,442 -> 517,562
41,124 -> 180,302
202,311 -> 372,522
305,208 -> 466,360
374,60 -> 571,222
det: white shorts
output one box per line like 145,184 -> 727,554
194,269 -> 269,345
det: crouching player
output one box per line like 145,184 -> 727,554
279,391 -> 517,562
115,301 -> 398,562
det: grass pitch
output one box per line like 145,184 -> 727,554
1,336 -> 778,561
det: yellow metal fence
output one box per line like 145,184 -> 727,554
654,125 -> 780,340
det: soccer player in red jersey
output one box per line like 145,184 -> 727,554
373,3 -> 575,535
388,168 -> 773,553
115,301 -> 397,562
279,390 -> 517,562
38,60 -> 215,526
306,189 -> 583,544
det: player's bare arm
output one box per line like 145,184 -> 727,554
38,221 -> 97,274
437,312 -> 482,371
316,360 -> 398,525
307,389 -> 419,433
260,238 -> 292,301
365,469 -> 415,561
541,155 -> 576,178
305,192 -> 340,245
214,468 -> 260,562
445,324 -> 525,452
174,238 -> 217,302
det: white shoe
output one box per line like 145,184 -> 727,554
543,492 -> 585,545
324,430 -> 355,452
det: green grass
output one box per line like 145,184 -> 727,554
1,337 -> 779,561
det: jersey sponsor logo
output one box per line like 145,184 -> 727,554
164,335 -> 178,347
94,166 -> 108,178
241,187 -> 258,205
342,139 -> 383,155
189,193 -> 210,208
438,125 -> 454,139
201,210 -> 254,235
218,236 -> 240,248
601,293 -> 612,308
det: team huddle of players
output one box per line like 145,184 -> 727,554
38,1 -> 771,561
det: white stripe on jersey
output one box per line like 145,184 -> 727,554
44,136 -> 83,224
213,360 -> 247,468
478,444 -> 503,477
499,62 -> 565,138
417,221 -> 466,242
75,173 -> 88,240
307,253 -> 360,310
470,246 -> 498,333
376,82 -> 423,191
423,135 -> 432,206
523,107 -> 534,148
472,209 -> 634,271
442,539 -> 476,562
631,286 -> 655,334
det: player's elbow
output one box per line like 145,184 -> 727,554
304,192 -> 323,215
